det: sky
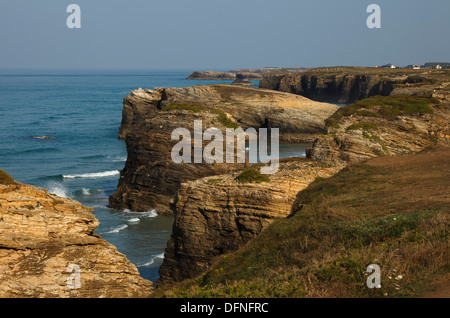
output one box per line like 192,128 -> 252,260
0,0 -> 449,71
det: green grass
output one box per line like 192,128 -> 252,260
207,178 -> 223,184
162,104 -> 239,129
211,110 -> 240,129
235,168 -> 270,183
0,169 -> 15,184
163,103 -> 205,113
345,122 -> 378,132
326,95 -> 438,129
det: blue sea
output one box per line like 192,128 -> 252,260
0,70 -> 311,282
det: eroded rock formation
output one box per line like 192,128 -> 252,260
259,68 -> 450,104
109,85 -> 338,215
157,159 -> 341,285
0,179 -> 152,298
187,71 -> 263,80
308,98 -> 450,166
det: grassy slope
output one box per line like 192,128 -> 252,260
157,147 -> 449,298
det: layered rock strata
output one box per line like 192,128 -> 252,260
157,158 -> 341,285
308,99 -> 450,166
187,71 -> 263,80
259,68 -> 450,104
0,180 -> 152,298
109,85 -> 338,215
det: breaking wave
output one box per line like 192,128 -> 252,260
63,170 -> 120,179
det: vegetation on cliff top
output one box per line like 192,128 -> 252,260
0,169 -> 15,185
158,148 -> 449,298
163,104 -> 239,129
235,168 -> 270,183
326,95 -> 438,129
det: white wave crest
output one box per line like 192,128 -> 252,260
122,208 -> 158,218
142,209 -> 158,218
127,217 -> 141,224
138,253 -> 165,267
47,183 -> 69,198
105,224 -> 128,234
63,170 -> 120,179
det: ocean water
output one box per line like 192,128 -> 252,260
0,70 -> 310,282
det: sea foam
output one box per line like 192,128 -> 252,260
63,170 -> 120,179
104,224 -> 128,234
138,253 -> 165,267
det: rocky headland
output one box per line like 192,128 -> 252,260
186,71 -> 263,80
259,67 -> 450,104
108,68 -> 450,289
155,70 -> 450,288
0,170 -> 152,298
109,84 -> 338,215
157,159 -> 341,285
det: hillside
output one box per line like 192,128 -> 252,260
156,147 -> 449,298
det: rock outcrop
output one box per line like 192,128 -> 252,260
109,85 -> 338,215
187,71 -> 263,80
0,177 -> 152,298
259,67 -> 450,104
308,96 -> 450,165
157,158 -> 341,285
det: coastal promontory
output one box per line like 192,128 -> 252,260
109,84 -> 338,215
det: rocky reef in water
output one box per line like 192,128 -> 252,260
0,171 -> 152,298
109,84 -> 338,215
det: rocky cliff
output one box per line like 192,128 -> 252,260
259,67 -> 450,104
109,85 -> 338,215
308,95 -> 450,165
156,78 -> 450,287
157,159 -> 341,285
0,173 -> 152,298
187,71 -> 263,80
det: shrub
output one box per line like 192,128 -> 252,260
0,169 -> 15,184
212,110 -> 240,129
235,169 -> 270,183
346,122 -> 378,132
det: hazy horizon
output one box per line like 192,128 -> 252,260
1,0 -> 449,71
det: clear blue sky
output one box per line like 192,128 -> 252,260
0,0 -> 449,70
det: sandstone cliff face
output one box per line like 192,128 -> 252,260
259,68 -> 450,104
260,73 -> 394,104
0,181 -> 152,298
109,85 -> 338,215
157,159 -> 341,285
